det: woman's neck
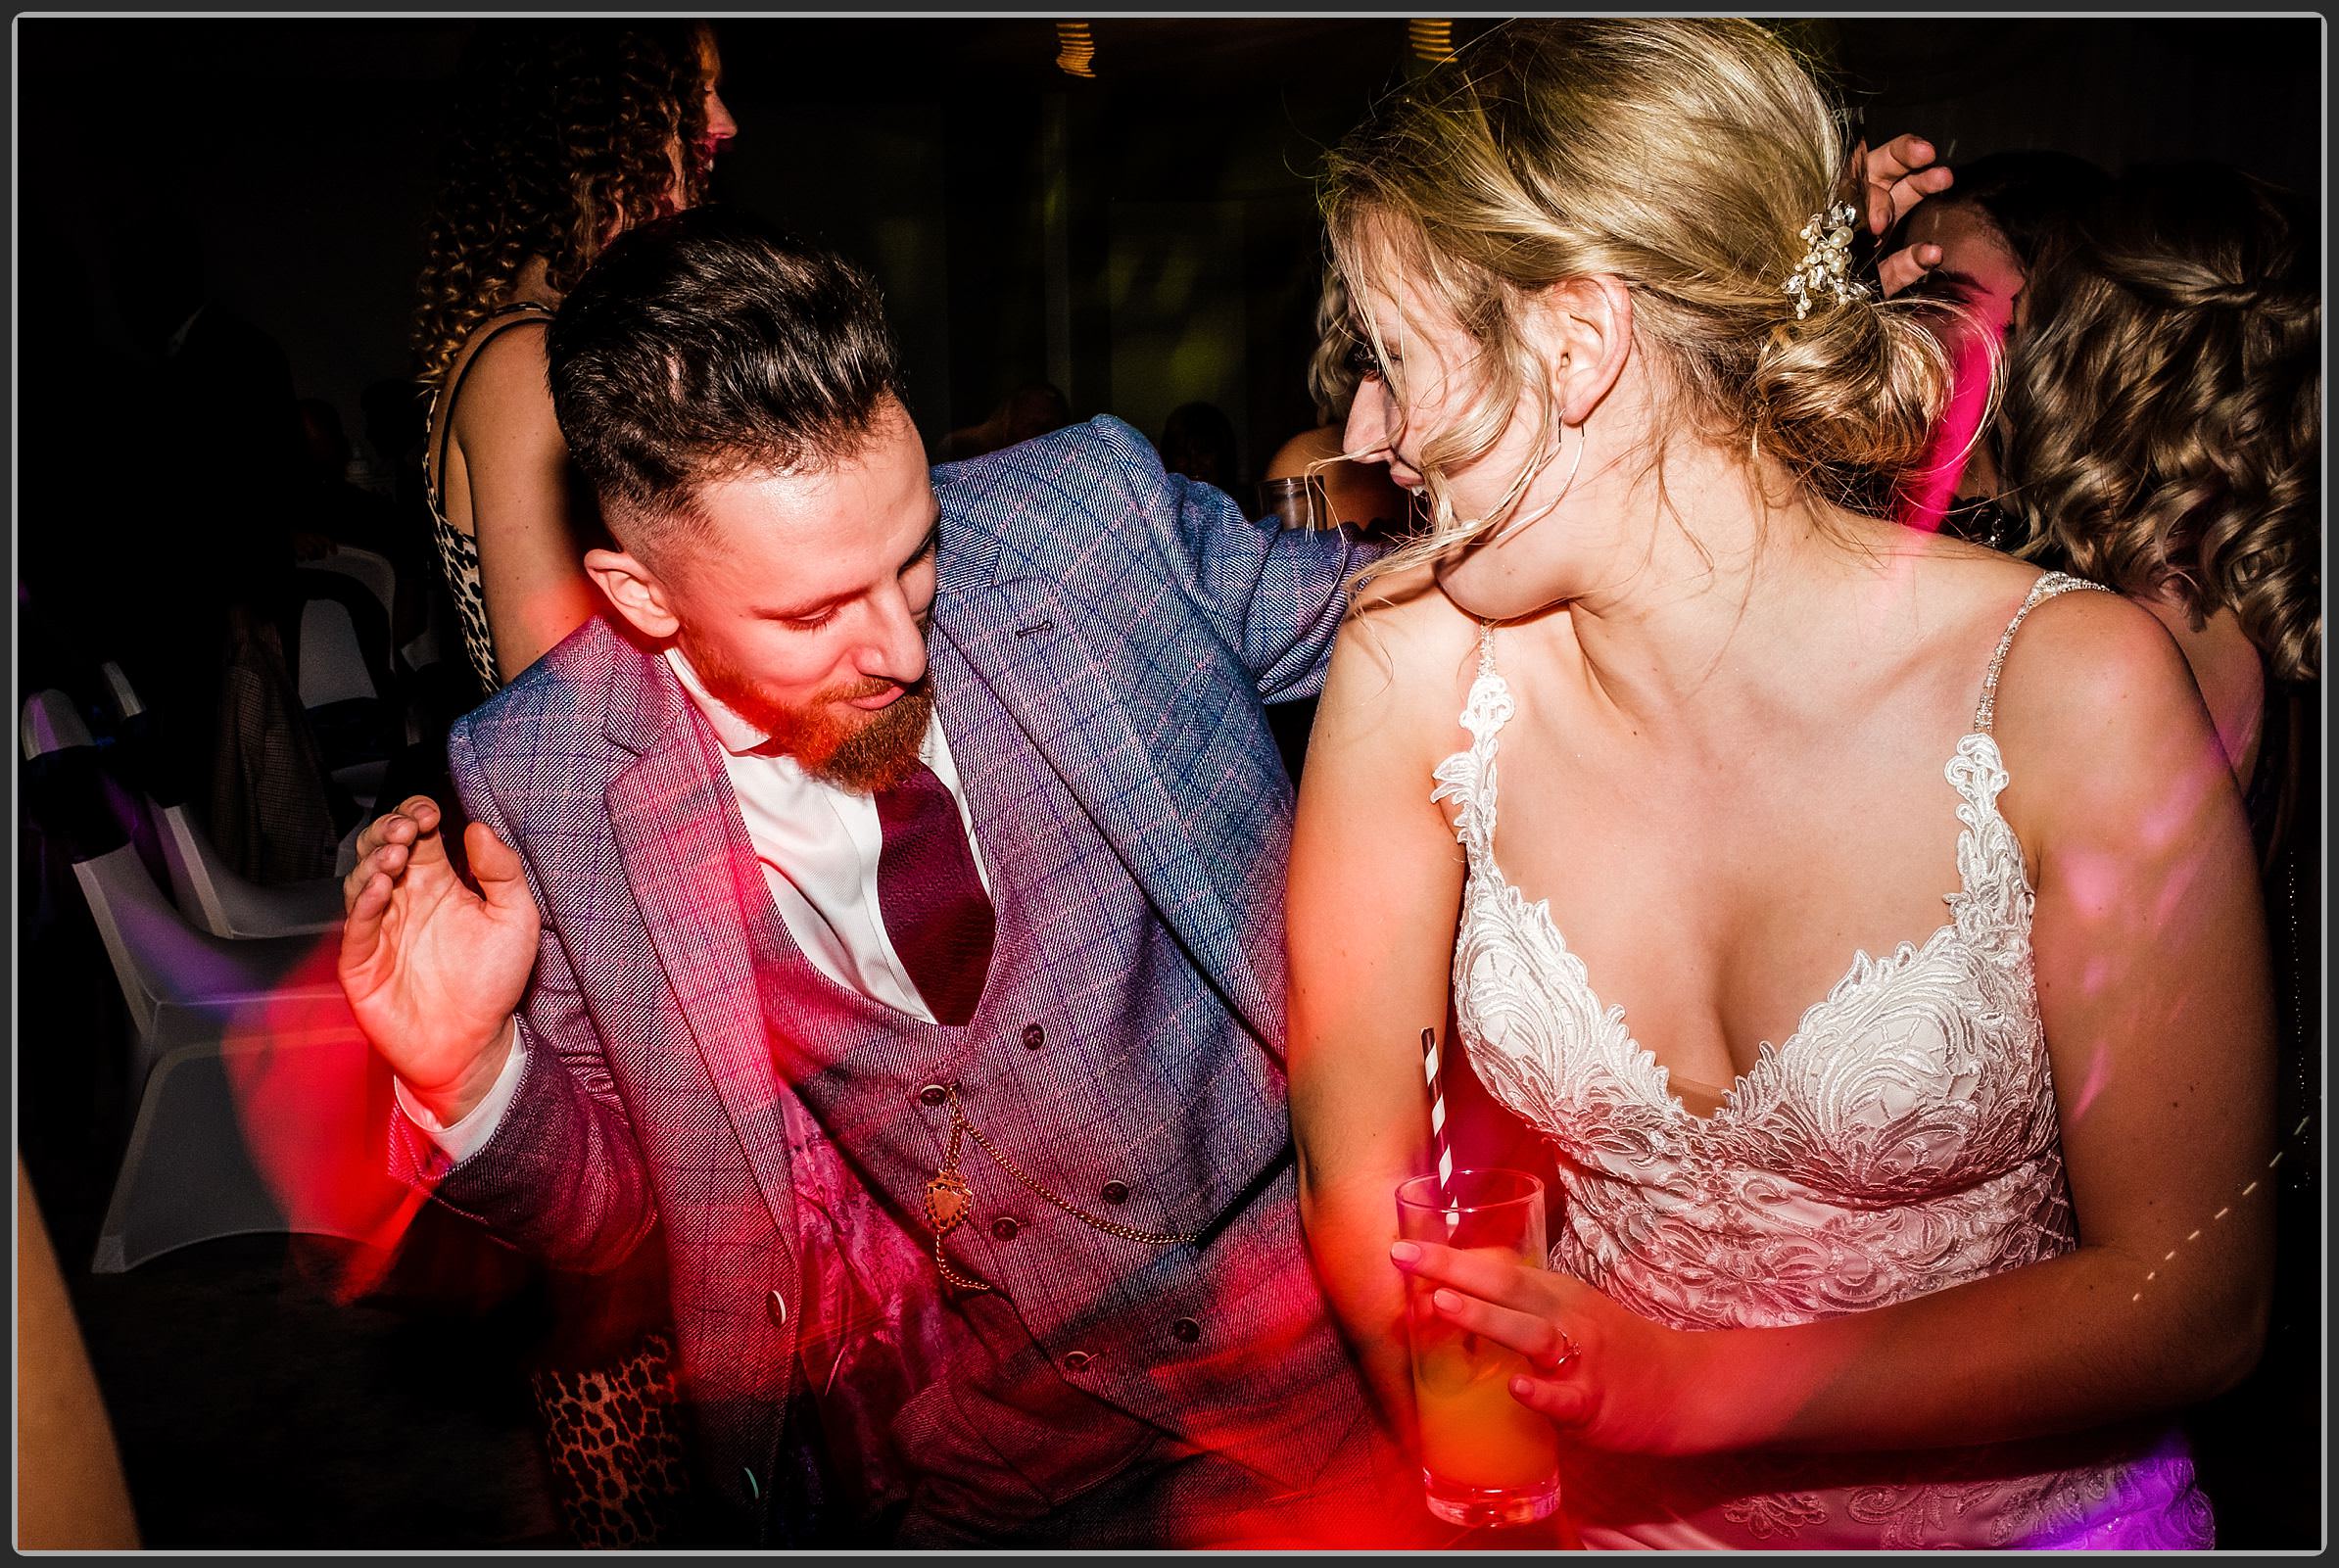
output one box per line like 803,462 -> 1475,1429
1549,444 -> 1905,734
505,256 -> 562,311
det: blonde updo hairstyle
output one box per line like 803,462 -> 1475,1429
1321,19 -> 1956,575
1998,164 -> 2319,684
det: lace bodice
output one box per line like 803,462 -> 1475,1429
1436,572 -> 2214,1549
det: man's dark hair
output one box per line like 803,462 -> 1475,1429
1883,148 -> 2113,309
547,206 -> 907,552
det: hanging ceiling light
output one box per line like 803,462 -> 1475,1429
1055,21 -> 1097,78
1408,20 -> 1455,64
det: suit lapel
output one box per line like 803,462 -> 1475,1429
602,660 -> 798,1235
933,577 -> 1275,1043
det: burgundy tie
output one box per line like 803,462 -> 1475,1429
874,764 -> 995,1026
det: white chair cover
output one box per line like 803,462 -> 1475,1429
24,689 -> 394,1274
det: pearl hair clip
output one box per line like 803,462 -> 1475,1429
1784,200 -> 1873,320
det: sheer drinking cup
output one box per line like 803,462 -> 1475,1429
1395,1166 -> 1562,1529
1257,474 -> 1330,529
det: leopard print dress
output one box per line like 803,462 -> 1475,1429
425,512 -> 498,700
528,1327 -> 694,1548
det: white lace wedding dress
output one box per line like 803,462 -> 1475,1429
1435,573 -> 2217,1549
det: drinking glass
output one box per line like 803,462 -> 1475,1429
1258,474 -> 1330,529
1395,1166 -> 1562,1529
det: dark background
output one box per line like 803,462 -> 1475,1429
17,16 -> 2324,497
10,14 -> 2326,1552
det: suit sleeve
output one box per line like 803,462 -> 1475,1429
382,713 -> 659,1275
1094,417 -> 1393,704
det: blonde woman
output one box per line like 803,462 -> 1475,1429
1287,20 -> 2271,1549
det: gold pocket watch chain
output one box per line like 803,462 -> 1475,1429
923,1085 -> 1197,1292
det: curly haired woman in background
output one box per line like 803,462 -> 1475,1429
1288,19 -> 2273,1547
413,20 -> 737,697
406,21 -> 735,1545
1996,164 -> 2317,819
1994,163 -> 2319,1545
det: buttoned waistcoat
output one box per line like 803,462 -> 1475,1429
390,416 -> 1385,1544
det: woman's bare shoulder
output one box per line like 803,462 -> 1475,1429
1984,573 -> 2228,843
1308,563 -> 1486,812
1335,561 -> 1484,701
1305,563 -> 1486,770
451,314 -> 554,409
1265,424 -> 1345,480
446,314 -> 563,462
1992,573 -> 2202,731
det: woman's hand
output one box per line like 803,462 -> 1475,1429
1392,1237 -> 1720,1458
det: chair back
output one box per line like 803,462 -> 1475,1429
302,545 -> 397,626
93,660 -> 143,721
96,661 -> 346,940
98,661 -> 239,937
297,596 -> 378,710
286,568 -> 406,803
22,689 -> 346,1079
21,685 -> 94,754
24,689 -> 175,1051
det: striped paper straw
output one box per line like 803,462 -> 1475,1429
1421,1026 -> 1454,1208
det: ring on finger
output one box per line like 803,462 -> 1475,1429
1538,1332 -> 1581,1375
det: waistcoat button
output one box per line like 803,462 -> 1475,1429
990,1215 -> 1021,1241
918,1083 -> 948,1107
1022,1023 -> 1045,1049
766,1289 -> 788,1326
1101,1180 -> 1129,1205
1063,1351 -> 1092,1372
1170,1316 -> 1201,1343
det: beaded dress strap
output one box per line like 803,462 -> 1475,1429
1431,623 -> 1512,860
1461,623 -> 1505,839
1972,572 -> 2113,735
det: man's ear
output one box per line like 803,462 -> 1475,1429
1533,275 -> 1635,427
584,545 -> 681,641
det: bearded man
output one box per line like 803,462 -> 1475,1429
334,208 -> 1408,1548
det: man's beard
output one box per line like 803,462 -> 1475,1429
682,634 -> 934,794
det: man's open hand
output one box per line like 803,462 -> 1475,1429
1857,133 -> 1956,297
338,795 -> 538,1125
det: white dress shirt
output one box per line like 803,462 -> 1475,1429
398,644 -> 991,1161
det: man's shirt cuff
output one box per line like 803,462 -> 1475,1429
391,1018 -> 525,1164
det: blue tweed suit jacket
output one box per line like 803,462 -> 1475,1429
392,415 -> 1384,1543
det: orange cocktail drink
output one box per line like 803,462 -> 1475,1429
1396,1168 -> 1562,1528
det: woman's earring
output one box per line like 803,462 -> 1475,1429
1483,420 -> 1586,547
